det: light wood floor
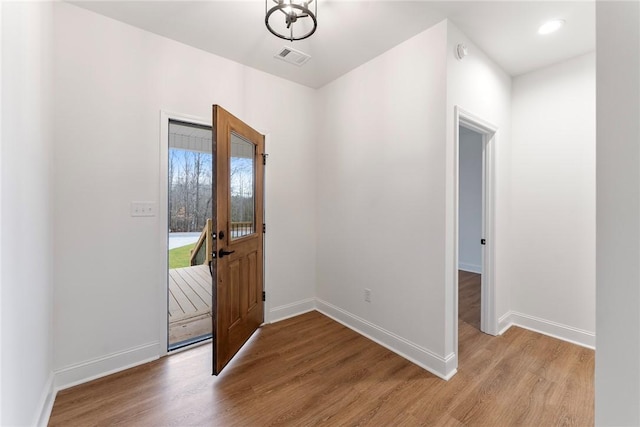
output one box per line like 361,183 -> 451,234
169,265 -> 212,345
459,270 -> 481,331
50,279 -> 594,426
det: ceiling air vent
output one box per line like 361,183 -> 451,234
274,46 -> 311,66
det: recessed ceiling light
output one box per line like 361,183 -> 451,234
538,19 -> 565,35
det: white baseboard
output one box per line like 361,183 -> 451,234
458,263 -> 482,274
269,297 -> 316,323
315,298 -> 454,380
498,311 -> 595,349
498,311 -> 513,335
34,373 -> 56,427
54,342 -> 161,391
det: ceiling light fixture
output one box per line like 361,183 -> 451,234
265,0 -> 317,42
538,19 -> 565,35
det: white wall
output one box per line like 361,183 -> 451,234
595,1 -> 640,424
1,2 -> 55,425
509,53 -> 595,347
446,22 -> 512,356
52,3 -> 317,387
0,4 -> 611,423
1,3 -> 4,423
458,127 -> 483,273
316,21 -> 450,376
315,20 -> 513,378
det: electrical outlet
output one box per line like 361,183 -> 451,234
364,288 -> 371,303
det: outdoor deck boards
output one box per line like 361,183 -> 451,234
171,270 -> 206,315
180,265 -> 212,298
169,265 -> 212,344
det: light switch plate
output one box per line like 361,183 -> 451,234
131,201 -> 156,217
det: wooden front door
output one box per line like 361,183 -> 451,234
212,105 -> 265,375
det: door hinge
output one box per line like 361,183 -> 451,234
262,223 -> 266,234
262,153 -> 269,165
262,291 -> 266,302
481,239 -> 486,245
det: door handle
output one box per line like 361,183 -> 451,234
218,248 -> 235,258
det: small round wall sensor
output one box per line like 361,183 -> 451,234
456,43 -> 468,60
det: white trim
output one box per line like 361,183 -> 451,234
33,373 -> 55,427
458,263 -> 482,274
316,299 -> 454,380
159,110 -> 212,357
497,311 -> 595,349
262,133 -> 270,324
269,298 -> 316,323
54,342 -> 160,391
498,311 -> 513,335
0,3 -> 4,424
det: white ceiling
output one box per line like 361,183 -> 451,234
72,1 -> 595,89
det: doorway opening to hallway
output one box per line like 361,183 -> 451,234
453,107 -> 498,367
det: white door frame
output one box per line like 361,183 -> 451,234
159,110 -> 212,357
452,106 -> 498,358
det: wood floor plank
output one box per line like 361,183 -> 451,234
175,266 -> 212,302
458,270 -> 481,330
49,276 -> 594,426
167,288 -> 181,318
168,273 -> 197,319
171,268 -> 209,312
189,264 -> 214,294
167,265 -> 213,346
168,313 -> 211,344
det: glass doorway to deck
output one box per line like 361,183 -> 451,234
167,120 -> 214,350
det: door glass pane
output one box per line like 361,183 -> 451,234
230,132 -> 255,239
